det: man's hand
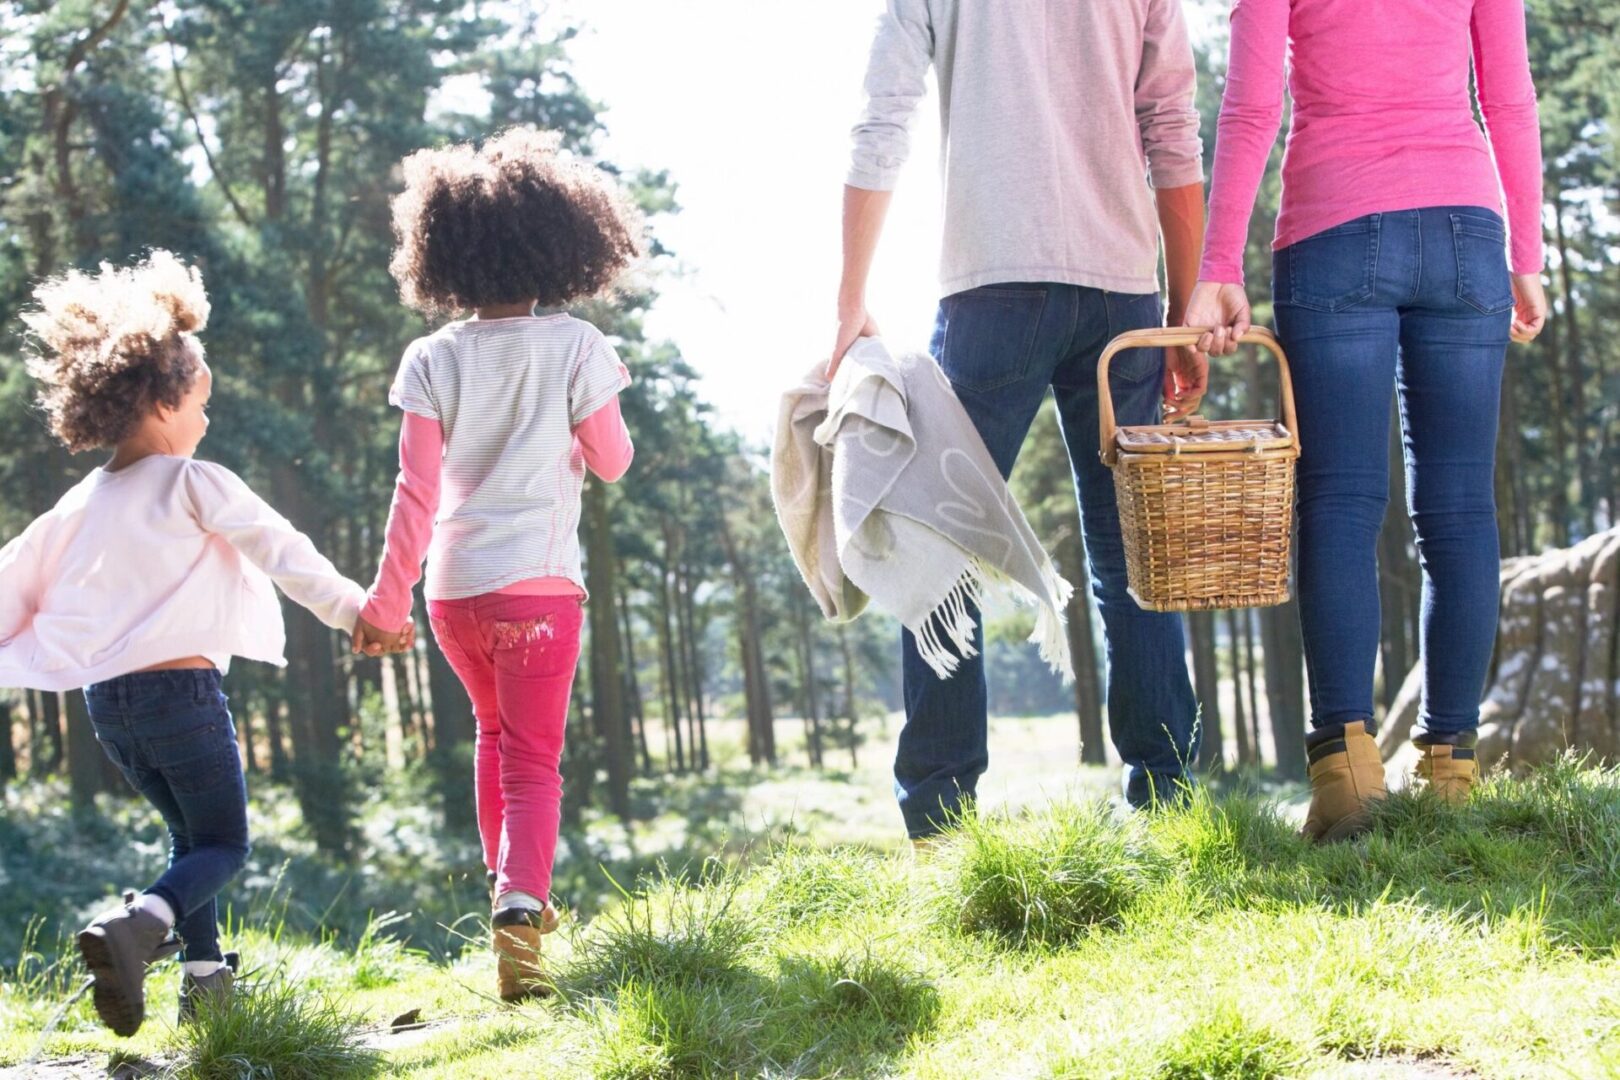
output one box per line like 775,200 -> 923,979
1163,344 -> 1209,421
830,302 -> 880,381
1510,273 -> 1549,344
1184,281 -> 1252,357
353,615 -> 416,657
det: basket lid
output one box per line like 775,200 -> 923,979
1114,416 -> 1295,455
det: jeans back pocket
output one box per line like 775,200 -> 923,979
1279,216 -> 1380,312
936,285 -> 1048,394
1451,211 -> 1513,315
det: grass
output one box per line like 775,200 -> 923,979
1,718 -> 1618,1078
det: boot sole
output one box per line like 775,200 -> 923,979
77,928 -> 143,1037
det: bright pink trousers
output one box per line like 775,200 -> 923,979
426,593 -> 583,901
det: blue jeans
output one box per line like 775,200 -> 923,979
85,670 -> 250,962
1274,207 -> 1513,742
895,283 -> 1201,836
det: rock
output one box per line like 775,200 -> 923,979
1378,528 -> 1620,776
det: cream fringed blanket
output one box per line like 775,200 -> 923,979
771,337 -> 1074,681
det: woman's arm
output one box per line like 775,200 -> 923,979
1471,0 -> 1544,276
1198,0 -> 1289,286
361,411 -> 443,633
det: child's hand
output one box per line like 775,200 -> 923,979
353,615 -> 413,657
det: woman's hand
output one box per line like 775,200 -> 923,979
1510,273 -> 1548,344
1183,281 -> 1252,356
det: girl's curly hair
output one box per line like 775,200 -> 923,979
21,250 -> 209,452
389,127 -> 644,317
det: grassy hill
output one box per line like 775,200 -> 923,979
1,721 -> 1617,1078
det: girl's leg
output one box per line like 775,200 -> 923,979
1397,209 -> 1514,740
427,601 -> 504,872
487,597 -> 584,902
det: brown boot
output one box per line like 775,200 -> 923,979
1414,741 -> 1477,803
492,907 -> 551,1002
77,893 -> 183,1037
1302,720 -> 1387,843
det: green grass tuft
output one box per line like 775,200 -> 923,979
942,802 -> 1165,948
1151,1004 -> 1310,1080
751,840 -> 906,929
168,970 -> 382,1079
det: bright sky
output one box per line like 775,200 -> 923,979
558,1 -> 1223,442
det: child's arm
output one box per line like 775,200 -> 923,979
182,461 -> 365,633
0,530 -> 42,646
361,411 -> 442,633
575,394 -> 634,483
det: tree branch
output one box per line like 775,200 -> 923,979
159,11 -> 254,228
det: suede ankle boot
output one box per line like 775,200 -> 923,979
1302,720 -> 1387,843
492,906 -> 552,1002
1415,741 -> 1478,803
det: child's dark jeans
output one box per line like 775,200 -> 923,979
84,670 -> 250,962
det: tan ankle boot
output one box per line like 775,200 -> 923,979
492,909 -> 551,1003
1415,742 -> 1477,803
1303,720 -> 1387,843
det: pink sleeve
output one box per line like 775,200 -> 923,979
362,411 -> 443,630
1199,0 -> 1289,285
574,393 -> 634,484
0,529 -> 42,645
1472,0 -> 1544,275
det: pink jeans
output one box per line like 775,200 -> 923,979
426,593 -> 583,901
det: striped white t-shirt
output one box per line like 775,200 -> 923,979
389,314 -> 629,600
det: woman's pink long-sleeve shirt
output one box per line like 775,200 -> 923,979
361,398 -> 632,631
1200,0 -> 1544,285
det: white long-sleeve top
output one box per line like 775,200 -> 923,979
0,455 -> 364,692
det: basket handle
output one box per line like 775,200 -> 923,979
1097,326 -> 1297,466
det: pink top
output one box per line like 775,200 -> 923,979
361,398 -> 632,631
1200,0 -> 1544,285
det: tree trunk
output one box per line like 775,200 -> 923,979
41,690 -> 63,775
1552,192 -> 1592,534
1189,612 -> 1224,771
1058,527 -> 1105,764
656,557 -> 686,772
66,691 -> 105,813
1261,602 -> 1308,780
839,624 -> 860,769
1226,610 -> 1251,766
0,698 -> 16,782
1241,611 -> 1262,766
617,589 -> 651,774
792,592 -> 824,768
584,481 -> 631,820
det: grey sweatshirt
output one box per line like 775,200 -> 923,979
849,0 -> 1204,298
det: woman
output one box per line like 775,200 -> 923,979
1184,0 -> 1549,841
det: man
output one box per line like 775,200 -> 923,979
833,0 -> 1210,839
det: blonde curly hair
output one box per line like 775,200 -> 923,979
21,250 -> 210,452
388,127 -> 644,317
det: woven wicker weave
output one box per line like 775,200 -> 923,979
1098,327 -> 1300,612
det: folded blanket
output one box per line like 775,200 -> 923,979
772,337 -> 1074,681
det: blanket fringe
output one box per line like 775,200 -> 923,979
912,559 -> 1075,683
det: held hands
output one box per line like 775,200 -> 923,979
352,615 -> 416,658
828,299 -> 879,381
1510,273 -> 1548,344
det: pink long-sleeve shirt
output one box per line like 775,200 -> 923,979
361,398 -> 632,632
1201,0 -> 1544,285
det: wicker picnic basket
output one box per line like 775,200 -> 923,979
1098,327 -> 1299,612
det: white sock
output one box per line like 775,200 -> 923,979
134,892 -> 176,928
184,959 -> 227,977
494,889 -> 544,912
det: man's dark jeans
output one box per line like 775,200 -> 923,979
895,283 -> 1201,837
85,670 -> 250,962
1274,207 -> 1513,742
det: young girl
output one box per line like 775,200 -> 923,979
0,252 -> 391,1035
358,126 -> 640,1001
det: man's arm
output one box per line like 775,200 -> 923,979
1157,182 -> 1209,415
833,0 -> 932,376
833,186 -> 892,375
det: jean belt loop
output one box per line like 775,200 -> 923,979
116,676 -> 130,712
